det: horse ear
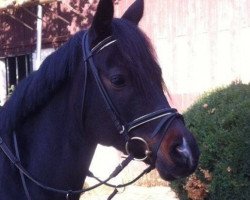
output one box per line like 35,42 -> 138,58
122,0 -> 144,25
89,0 -> 114,44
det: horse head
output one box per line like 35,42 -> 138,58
84,0 -> 200,181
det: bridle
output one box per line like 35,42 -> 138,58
82,32 -> 182,163
0,31 -> 183,200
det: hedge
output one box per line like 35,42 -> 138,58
170,82 -> 250,200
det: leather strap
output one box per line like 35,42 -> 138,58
14,133 -> 32,200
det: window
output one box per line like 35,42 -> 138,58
4,54 -> 32,95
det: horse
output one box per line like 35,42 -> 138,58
0,0 -> 200,199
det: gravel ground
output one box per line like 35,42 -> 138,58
80,185 -> 179,200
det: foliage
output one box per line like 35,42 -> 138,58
170,82 -> 250,200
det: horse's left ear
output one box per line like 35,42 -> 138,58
89,0 -> 114,44
122,0 -> 144,25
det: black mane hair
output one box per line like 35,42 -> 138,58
0,31 -> 84,133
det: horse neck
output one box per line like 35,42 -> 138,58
0,72 -> 97,199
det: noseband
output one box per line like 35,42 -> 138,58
82,32 -> 182,163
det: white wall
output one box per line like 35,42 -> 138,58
147,0 -> 250,110
153,0 -> 250,94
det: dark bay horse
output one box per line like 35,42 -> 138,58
0,0 -> 199,199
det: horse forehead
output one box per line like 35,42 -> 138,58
95,46 -> 136,75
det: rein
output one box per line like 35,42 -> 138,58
0,31 -> 182,200
0,133 -> 149,199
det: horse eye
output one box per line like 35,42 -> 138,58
110,75 -> 126,87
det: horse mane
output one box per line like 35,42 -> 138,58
0,31 -> 84,132
112,19 -> 166,98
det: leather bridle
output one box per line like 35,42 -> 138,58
0,31 -> 183,200
82,31 -> 182,163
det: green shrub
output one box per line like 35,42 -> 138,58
170,82 -> 250,200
